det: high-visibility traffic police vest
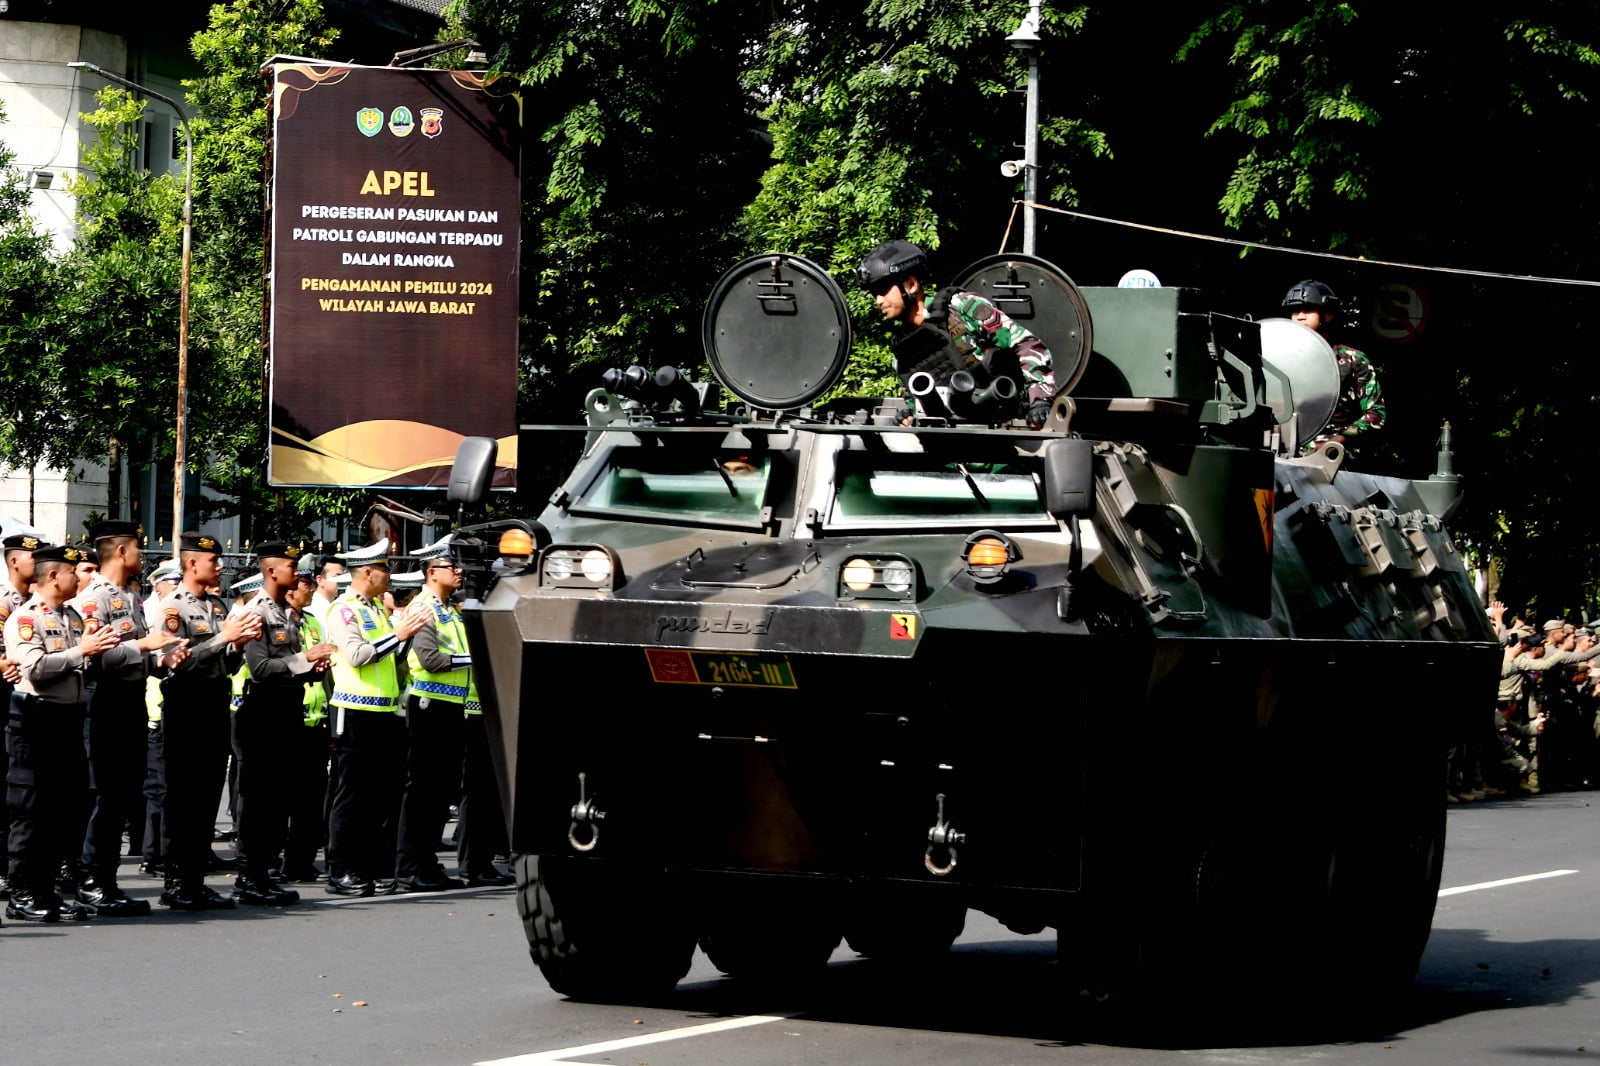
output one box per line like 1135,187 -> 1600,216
406,591 -> 474,704
329,592 -> 402,711
299,610 -> 329,727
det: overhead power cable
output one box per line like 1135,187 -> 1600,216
1018,200 -> 1600,289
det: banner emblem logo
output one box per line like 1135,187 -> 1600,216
388,106 -> 414,137
420,107 -> 443,138
356,108 -> 384,137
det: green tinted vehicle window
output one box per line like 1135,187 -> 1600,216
831,457 -> 1046,524
582,452 -> 771,520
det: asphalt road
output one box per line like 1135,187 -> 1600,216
5,792 -> 1596,1066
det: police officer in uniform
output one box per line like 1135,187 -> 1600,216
396,537 -> 469,891
157,532 -> 261,910
323,539 -> 427,895
230,542 -> 335,905
0,530 -> 45,901
3,544 -> 120,921
282,566 -> 332,881
68,521 -> 187,916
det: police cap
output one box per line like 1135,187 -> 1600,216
255,541 -> 303,563
179,531 -> 222,555
90,520 -> 141,543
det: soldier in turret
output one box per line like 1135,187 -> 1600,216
858,239 -> 1055,426
1281,279 -> 1386,454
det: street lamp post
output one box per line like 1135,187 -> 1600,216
1006,1 -> 1043,255
68,61 -> 193,550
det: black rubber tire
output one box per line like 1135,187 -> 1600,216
515,853 -> 696,1000
698,892 -> 843,980
844,892 -> 966,962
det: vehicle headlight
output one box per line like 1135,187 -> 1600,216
541,544 -> 622,590
837,554 -> 918,601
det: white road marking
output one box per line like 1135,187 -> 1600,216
1437,869 -> 1579,897
474,1012 -> 803,1066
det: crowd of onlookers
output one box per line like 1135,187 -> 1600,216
1453,603 -> 1600,801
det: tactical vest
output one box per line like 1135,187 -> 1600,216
407,593 -> 473,704
329,593 -> 402,711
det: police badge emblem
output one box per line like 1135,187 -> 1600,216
420,107 -> 443,138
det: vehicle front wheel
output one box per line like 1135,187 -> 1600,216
516,853 -> 696,1000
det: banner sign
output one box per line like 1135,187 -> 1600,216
267,63 -> 520,488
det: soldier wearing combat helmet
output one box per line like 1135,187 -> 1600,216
858,239 -> 1055,427
1281,279 -> 1386,454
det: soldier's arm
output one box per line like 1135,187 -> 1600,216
1339,352 -> 1386,436
954,292 -> 1054,403
1515,649 -> 1570,672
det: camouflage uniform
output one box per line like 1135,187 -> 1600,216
1304,344 -> 1384,453
942,290 -> 1055,407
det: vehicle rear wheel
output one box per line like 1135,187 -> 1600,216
698,889 -> 843,981
844,890 -> 966,962
516,853 -> 696,1000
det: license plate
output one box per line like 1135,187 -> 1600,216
644,648 -> 796,689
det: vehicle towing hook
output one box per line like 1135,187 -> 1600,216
568,771 -> 606,852
924,792 -> 965,876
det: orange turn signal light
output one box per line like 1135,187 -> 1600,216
498,528 -> 535,557
965,538 -> 1010,568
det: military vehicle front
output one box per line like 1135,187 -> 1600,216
447,253 -> 1496,1008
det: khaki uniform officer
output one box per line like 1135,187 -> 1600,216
156,532 -> 261,911
3,544 -> 119,922
230,542 -> 336,906
323,539 -> 427,895
68,520 -> 186,917
0,530 -> 46,903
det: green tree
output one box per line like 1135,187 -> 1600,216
0,103 -> 64,482
184,0 -> 341,537
741,1 -> 1104,398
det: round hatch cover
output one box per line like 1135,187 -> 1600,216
947,253 -> 1094,395
1258,317 -> 1340,440
702,254 -> 852,410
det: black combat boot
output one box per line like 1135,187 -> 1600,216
158,867 -> 206,911
232,872 -> 300,906
5,888 -> 62,923
77,871 -> 153,917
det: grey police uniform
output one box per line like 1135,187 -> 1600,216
69,574 -> 157,889
157,583 -> 241,892
3,595 -> 92,909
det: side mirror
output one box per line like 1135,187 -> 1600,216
1043,437 -> 1095,519
448,436 -> 499,506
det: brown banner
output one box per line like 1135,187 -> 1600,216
267,64 -> 520,488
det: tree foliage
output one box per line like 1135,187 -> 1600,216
0,103 -> 64,474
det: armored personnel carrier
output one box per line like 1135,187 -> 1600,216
447,253 -> 1496,1005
